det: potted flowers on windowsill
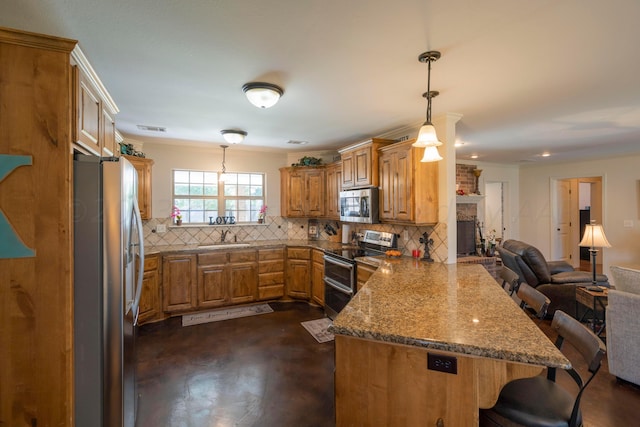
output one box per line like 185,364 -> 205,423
172,206 -> 182,226
258,205 -> 267,224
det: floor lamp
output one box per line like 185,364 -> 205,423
579,220 -> 611,285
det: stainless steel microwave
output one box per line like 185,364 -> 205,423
339,188 -> 379,224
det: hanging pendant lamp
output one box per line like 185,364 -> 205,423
219,144 -> 230,182
413,51 -> 444,162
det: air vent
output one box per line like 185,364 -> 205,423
395,135 -> 410,142
287,140 -> 308,145
137,125 -> 167,132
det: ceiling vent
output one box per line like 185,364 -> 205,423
287,140 -> 308,145
137,125 -> 167,132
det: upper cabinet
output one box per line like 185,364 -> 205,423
71,46 -> 119,157
280,166 -> 326,218
325,162 -> 342,220
123,155 -> 154,220
339,138 -> 393,189
378,139 -> 438,225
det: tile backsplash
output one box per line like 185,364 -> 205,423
144,217 -> 449,262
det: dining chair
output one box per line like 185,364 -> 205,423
482,310 -> 606,427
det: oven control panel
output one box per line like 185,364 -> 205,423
361,230 -> 397,248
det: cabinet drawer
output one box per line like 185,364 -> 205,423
312,249 -> 325,263
287,247 -> 311,260
259,260 -> 284,274
259,271 -> 284,286
229,250 -> 257,263
198,252 -> 228,265
258,285 -> 285,300
144,255 -> 159,271
259,247 -> 285,261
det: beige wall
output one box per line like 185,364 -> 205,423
142,142 -> 288,219
519,153 -> 640,284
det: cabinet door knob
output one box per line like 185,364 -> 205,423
436,418 -> 444,427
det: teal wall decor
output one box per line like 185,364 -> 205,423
0,154 -> 35,258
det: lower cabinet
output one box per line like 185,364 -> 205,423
163,254 -> 197,313
356,260 -> 377,292
196,250 -> 258,309
138,254 -> 162,325
258,248 -> 285,300
311,249 -> 325,306
287,247 -> 311,299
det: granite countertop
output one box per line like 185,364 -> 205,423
145,239 -> 346,255
330,258 -> 570,369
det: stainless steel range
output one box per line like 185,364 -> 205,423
323,230 -> 397,319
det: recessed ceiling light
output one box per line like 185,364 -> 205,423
287,140 -> 308,145
470,154 -> 479,159
541,152 -> 551,157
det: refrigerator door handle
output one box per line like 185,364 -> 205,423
131,197 -> 145,326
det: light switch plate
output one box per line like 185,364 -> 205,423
156,224 -> 167,233
624,220 -> 633,227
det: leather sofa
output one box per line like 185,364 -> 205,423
497,239 -> 609,317
607,265 -> 640,386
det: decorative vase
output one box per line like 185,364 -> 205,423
176,219 -> 182,226
258,218 -> 264,224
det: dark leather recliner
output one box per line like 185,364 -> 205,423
497,239 -> 609,317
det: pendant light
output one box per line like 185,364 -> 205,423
412,50 -> 444,162
242,82 -> 284,109
219,145 -> 230,182
221,129 -> 247,144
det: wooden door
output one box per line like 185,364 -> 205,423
325,163 -> 341,219
163,254 -> 197,312
379,152 -> 394,220
102,107 -> 117,156
229,262 -> 258,304
197,263 -> 228,308
287,170 -> 305,217
76,68 -> 102,155
394,146 -> 413,221
138,255 -> 160,324
311,249 -> 325,306
287,259 -> 310,299
306,169 -> 325,217
354,147 -> 372,188
341,150 -> 355,188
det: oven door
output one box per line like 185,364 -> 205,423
323,255 -> 356,319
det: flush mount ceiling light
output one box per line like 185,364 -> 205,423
413,50 -> 444,162
220,129 -> 247,144
242,82 -> 284,109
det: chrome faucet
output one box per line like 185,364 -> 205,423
220,229 -> 230,242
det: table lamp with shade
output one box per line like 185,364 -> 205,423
579,220 -> 611,285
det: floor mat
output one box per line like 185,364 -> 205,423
182,303 -> 273,326
301,318 -> 334,343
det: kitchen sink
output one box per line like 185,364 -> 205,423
197,243 -> 251,250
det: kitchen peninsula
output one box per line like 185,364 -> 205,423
330,259 -> 570,426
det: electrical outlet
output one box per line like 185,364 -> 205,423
156,224 -> 166,233
624,220 -> 633,228
427,353 -> 457,374
403,230 -> 409,241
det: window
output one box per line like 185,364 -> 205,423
172,170 -> 265,224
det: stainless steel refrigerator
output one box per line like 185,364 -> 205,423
74,155 -> 144,427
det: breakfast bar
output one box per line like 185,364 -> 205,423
330,259 -> 570,426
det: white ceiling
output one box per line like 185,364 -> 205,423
2,0 -> 640,163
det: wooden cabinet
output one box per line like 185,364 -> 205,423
258,248 -> 285,300
339,138 -> 393,189
378,139 -> 438,225
196,250 -> 258,308
0,28 -> 77,426
311,249 -> 325,306
138,254 -> 163,324
71,47 -> 119,157
197,252 -> 228,309
163,254 -> 197,312
228,250 -> 258,304
280,166 -> 326,218
123,155 -> 154,220
356,260 -> 378,292
286,247 -> 311,299
325,162 -> 342,219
